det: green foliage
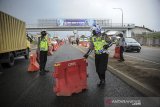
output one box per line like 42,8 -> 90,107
144,32 -> 160,39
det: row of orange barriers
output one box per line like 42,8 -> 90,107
80,42 -> 120,59
53,58 -> 88,96
79,41 -> 90,48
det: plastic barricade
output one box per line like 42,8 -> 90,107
52,44 -> 59,51
83,42 -> 87,47
53,58 -> 88,96
48,45 -> 53,56
79,42 -> 82,46
28,53 -> 39,72
79,41 -> 88,47
86,42 -> 90,48
113,46 -> 120,59
59,41 -> 64,46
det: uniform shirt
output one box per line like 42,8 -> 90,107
89,36 -> 110,54
40,37 -> 48,51
119,37 -> 125,47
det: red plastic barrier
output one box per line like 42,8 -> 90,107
59,41 -> 64,46
52,44 -> 59,51
48,46 -> 53,56
86,42 -> 90,48
79,41 -> 89,48
28,53 -> 39,72
53,58 -> 88,96
113,46 -> 120,59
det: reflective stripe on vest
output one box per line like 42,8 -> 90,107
91,36 -> 107,54
40,38 -> 48,51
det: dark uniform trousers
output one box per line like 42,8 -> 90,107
95,53 -> 109,81
40,51 -> 48,71
120,46 -> 124,61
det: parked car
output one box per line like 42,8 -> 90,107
124,38 -> 141,52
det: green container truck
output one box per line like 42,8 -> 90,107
0,11 -> 30,67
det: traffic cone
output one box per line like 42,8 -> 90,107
113,46 -> 120,59
48,46 -> 53,56
28,53 -> 39,72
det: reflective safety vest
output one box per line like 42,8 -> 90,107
40,38 -> 48,51
91,36 -> 107,54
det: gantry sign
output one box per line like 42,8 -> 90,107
26,18 -> 135,32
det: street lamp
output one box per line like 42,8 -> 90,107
113,8 -> 123,27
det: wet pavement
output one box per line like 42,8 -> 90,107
0,44 -> 144,107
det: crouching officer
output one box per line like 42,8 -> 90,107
83,26 -> 112,87
39,31 -> 49,75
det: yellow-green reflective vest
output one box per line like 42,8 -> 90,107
40,38 -> 48,51
91,36 -> 106,54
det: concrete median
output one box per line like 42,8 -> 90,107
108,55 -> 160,97
73,45 -> 160,97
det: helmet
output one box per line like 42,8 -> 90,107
118,33 -> 123,37
91,24 -> 101,35
41,31 -> 47,36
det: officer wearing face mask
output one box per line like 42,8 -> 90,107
39,31 -> 49,75
83,25 -> 112,87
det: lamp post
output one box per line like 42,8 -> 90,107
113,8 -> 123,27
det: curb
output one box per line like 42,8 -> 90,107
73,45 -> 160,97
108,65 -> 160,97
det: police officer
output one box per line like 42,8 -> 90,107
118,33 -> 125,62
39,31 -> 49,75
83,26 -> 112,87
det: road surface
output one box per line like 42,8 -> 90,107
0,44 -> 144,107
124,46 -> 160,64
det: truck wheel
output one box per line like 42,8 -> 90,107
8,53 -> 15,67
1,63 -> 7,68
24,48 -> 29,59
1,53 -> 15,68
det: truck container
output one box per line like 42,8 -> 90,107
0,11 -> 30,67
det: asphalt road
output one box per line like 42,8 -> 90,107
0,44 -> 144,107
124,46 -> 160,64
108,45 -> 160,65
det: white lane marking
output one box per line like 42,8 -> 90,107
124,54 -> 160,65
74,45 -> 160,66
133,66 -> 160,71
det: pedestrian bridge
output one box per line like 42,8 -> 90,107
26,18 -> 135,37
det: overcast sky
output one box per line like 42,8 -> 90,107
0,0 -> 160,35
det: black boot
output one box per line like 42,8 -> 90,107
44,69 -> 49,73
97,80 -> 105,87
101,80 -> 105,86
39,70 -> 46,76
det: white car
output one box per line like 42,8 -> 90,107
124,38 -> 141,53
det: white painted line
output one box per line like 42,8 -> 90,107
74,45 -> 160,65
108,65 -> 160,96
124,54 -> 160,65
73,45 -> 160,96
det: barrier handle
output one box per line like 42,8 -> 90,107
64,68 -> 68,85
77,64 -> 82,80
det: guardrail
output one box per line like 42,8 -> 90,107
26,23 -> 135,28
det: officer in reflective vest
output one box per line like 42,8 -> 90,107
39,31 -> 49,75
83,29 -> 112,87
